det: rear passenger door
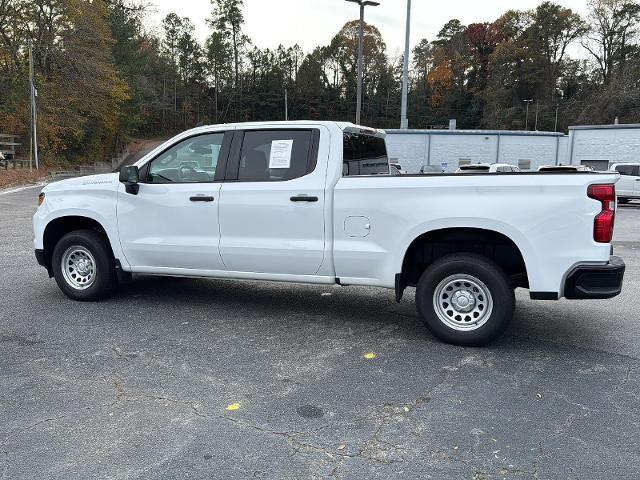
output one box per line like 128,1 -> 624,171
218,127 -> 328,275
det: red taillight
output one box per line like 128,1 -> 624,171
588,184 -> 616,243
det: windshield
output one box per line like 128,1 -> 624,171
343,133 -> 389,176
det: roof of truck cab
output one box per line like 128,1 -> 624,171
196,120 -> 368,130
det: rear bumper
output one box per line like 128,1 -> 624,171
564,256 -> 625,299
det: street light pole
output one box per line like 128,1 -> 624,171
400,0 -> 411,129
357,3 -> 364,125
284,88 -> 288,121
346,0 -> 380,125
28,40 -> 39,170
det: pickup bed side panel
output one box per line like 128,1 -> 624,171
333,174 -> 616,294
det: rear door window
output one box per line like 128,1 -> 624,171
615,165 -> 635,176
343,133 -> 389,176
234,130 -> 317,182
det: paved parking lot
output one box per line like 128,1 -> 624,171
1,186 -> 639,479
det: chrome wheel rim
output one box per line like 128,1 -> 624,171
61,246 -> 96,290
433,274 -> 493,331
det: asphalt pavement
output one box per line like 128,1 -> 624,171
1,185 -> 639,479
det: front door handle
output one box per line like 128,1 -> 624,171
190,195 -> 215,202
290,195 -> 318,202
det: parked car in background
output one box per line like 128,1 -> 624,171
538,165 -> 594,172
390,162 -> 406,174
33,121 -> 625,346
456,163 -> 521,173
389,164 -> 402,176
610,163 -> 640,203
420,165 -> 444,174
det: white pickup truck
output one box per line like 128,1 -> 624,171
33,121 -> 625,346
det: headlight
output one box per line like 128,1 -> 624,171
38,192 -> 45,206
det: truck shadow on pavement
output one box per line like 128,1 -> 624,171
105,274 -> 610,351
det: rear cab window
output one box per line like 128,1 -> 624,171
343,131 -> 389,176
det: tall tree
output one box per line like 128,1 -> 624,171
526,2 -> 587,101
583,0 -> 640,84
209,0 -> 248,119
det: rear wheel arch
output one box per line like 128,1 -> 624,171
398,227 -> 529,296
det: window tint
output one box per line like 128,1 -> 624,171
343,133 -> 389,176
148,133 -> 224,183
237,130 -> 314,182
615,165 -> 635,176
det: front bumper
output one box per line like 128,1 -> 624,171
564,255 -> 625,299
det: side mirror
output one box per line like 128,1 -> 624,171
119,165 -> 140,194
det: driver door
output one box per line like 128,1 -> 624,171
117,130 -> 232,272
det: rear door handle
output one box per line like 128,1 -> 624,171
290,195 -> 318,202
190,195 -> 214,202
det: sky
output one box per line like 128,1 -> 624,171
147,0 -> 590,57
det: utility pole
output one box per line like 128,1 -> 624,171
523,99 -> 533,130
346,0 -> 380,125
28,40 -> 39,170
284,88 -> 289,121
554,105 -> 559,132
400,0 -> 411,129
534,100 -> 539,131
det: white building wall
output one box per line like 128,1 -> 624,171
498,135 -> 559,170
386,130 -> 566,173
385,125 -> 640,173
570,126 -> 640,167
430,134 -> 497,172
385,134 -> 428,173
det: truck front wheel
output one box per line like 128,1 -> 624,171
52,230 -> 117,301
416,253 -> 514,346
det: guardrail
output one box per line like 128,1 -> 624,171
47,163 -> 113,178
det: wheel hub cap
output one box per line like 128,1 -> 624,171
451,290 -> 475,312
61,246 -> 96,290
433,274 -> 494,332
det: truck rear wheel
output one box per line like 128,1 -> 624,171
415,253 -> 514,346
52,230 -> 117,301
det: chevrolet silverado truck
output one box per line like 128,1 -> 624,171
33,121 -> 625,346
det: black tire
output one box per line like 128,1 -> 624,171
52,229 -> 117,301
415,253 -> 515,346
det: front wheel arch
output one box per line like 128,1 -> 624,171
43,216 -> 114,272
